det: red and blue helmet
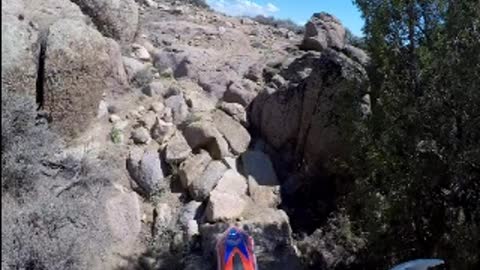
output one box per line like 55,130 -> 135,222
216,226 -> 258,270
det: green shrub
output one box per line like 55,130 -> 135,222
110,127 -> 123,144
333,1 -> 480,268
2,156 -> 115,270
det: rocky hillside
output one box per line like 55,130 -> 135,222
2,0 -> 374,269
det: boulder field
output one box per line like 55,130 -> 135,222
1,0 -> 369,269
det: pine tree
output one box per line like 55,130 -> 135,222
343,1 -> 480,268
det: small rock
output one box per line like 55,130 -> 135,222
218,26 -> 226,34
155,203 -> 173,232
179,201 -> 203,227
143,0 -> 158,8
131,127 -> 151,144
163,107 -> 173,122
271,74 -> 287,88
165,84 -> 181,98
189,160 -> 228,201
142,203 -> 155,224
144,81 -> 164,97
128,109 -> 142,120
108,105 -> 120,114
132,43 -> 151,61
157,4 -> 170,10
138,38 -> 159,55
178,150 -> 212,189
151,117 -> 174,144
165,131 -> 192,164
150,102 -> 165,114
165,95 -> 189,124
245,63 -> 264,82
97,100 -> 108,118
142,86 -> 155,97
109,114 -> 121,123
123,56 -> 146,82
113,120 -> 129,130
187,220 -> 199,237
139,111 -> 157,129
240,18 -> 254,25
138,106 -> 146,114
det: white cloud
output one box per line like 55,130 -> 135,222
207,0 -> 280,17
266,3 -> 279,13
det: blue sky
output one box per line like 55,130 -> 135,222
206,0 -> 364,36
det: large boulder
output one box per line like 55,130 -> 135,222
70,0 -> 139,43
1,15 -> 39,96
197,70 -> 240,99
301,12 -> 346,51
183,119 -> 231,159
213,110 -> 251,155
165,131 -> 192,164
43,19 -> 111,138
182,82 -> 217,113
219,102 -> 248,127
251,51 -> 370,176
122,56 -> 147,82
206,190 -> 247,222
205,170 -> 249,222
200,208 -> 301,270
164,94 -> 190,125
241,151 -> 281,208
1,0 -> 86,96
178,150 -> 212,189
214,169 -> 248,196
189,160 -> 228,201
131,126 -> 152,144
126,148 -> 165,195
23,0 -> 86,31
222,79 -> 257,107
105,190 -> 142,244
106,38 -> 129,87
